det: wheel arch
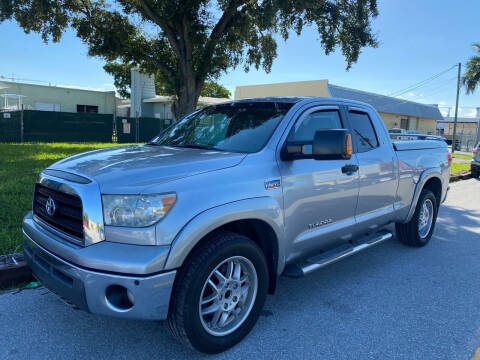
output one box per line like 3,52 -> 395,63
405,169 -> 443,223
164,197 -> 285,293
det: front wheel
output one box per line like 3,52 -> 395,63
396,189 -> 438,247
167,231 -> 268,354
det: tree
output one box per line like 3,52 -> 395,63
463,43 -> 480,94
104,62 -> 231,99
1,0 -> 378,118
201,82 -> 231,98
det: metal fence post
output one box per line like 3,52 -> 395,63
135,112 -> 139,142
20,104 -> 24,143
112,92 -> 117,143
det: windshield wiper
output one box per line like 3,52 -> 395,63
354,129 -> 375,149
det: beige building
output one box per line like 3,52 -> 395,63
437,117 -> 479,137
235,80 -> 443,134
437,116 -> 480,143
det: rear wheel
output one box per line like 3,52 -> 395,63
167,231 -> 268,354
396,189 -> 438,247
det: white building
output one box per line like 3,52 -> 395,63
124,69 -> 230,120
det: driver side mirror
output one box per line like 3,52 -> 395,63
282,129 -> 353,161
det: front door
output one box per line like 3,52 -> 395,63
278,105 -> 360,262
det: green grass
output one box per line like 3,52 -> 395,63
452,153 -> 473,160
451,162 -> 470,174
0,143 -> 133,255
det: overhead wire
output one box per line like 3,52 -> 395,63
387,64 -> 457,97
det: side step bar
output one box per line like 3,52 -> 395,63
283,231 -> 393,278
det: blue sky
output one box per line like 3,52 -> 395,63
1,0 -> 479,117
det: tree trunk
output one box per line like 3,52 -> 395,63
172,75 -> 202,120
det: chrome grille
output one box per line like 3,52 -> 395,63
33,184 -> 84,243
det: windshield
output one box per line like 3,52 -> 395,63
149,102 -> 293,153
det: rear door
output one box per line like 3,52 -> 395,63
346,107 -> 397,234
278,105 -> 360,260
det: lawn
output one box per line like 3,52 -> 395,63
0,143 -> 132,255
452,153 -> 473,160
451,162 -> 470,174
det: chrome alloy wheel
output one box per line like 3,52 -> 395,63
418,198 -> 434,239
199,256 -> 258,336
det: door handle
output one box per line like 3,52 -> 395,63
341,164 -> 359,174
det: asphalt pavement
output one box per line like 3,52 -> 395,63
1,178 -> 480,360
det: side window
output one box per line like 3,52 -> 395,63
349,111 -> 379,153
289,109 -> 342,143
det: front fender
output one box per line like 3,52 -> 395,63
164,197 -> 285,272
405,168 -> 442,223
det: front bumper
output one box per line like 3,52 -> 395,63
23,230 -> 176,320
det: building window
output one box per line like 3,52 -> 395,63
400,118 -> 409,130
35,103 -> 60,112
77,104 -> 99,113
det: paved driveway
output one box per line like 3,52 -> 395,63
1,179 -> 480,360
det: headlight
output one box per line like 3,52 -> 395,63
102,193 -> 176,227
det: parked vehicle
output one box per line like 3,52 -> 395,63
472,143 -> 480,178
388,127 -> 407,140
22,97 -> 451,353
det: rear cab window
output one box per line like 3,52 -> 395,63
348,110 -> 379,153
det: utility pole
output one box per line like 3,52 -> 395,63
451,62 -> 461,153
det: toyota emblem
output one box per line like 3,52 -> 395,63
45,197 -> 56,217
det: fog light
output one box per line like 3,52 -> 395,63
105,285 -> 134,311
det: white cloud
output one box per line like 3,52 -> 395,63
462,108 -> 477,117
440,109 -> 449,117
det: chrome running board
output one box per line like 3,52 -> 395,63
283,231 -> 393,278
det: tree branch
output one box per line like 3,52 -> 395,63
137,0 -> 183,59
199,0 -> 246,74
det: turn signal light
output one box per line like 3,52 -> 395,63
345,134 -> 353,157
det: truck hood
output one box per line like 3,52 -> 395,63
48,145 -> 246,193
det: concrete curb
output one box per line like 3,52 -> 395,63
0,253 -> 33,288
450,170 -> 472,182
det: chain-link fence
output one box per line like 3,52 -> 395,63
0,108 -> 173,143
0,109 -> 22,142
115,116 -> 172,143
451,133 -> 479,152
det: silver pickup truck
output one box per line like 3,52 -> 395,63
22,97 -> 450,353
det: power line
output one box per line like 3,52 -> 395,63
397,76 -> 457,101
387,64 -> 457,97
0,74 -> 52,85
379,81 -> 457,113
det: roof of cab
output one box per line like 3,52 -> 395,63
220,96 -> 376,109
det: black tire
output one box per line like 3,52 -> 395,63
396,189 -> 438,247
472,167 -> 479,178
166,230 -> 269,354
